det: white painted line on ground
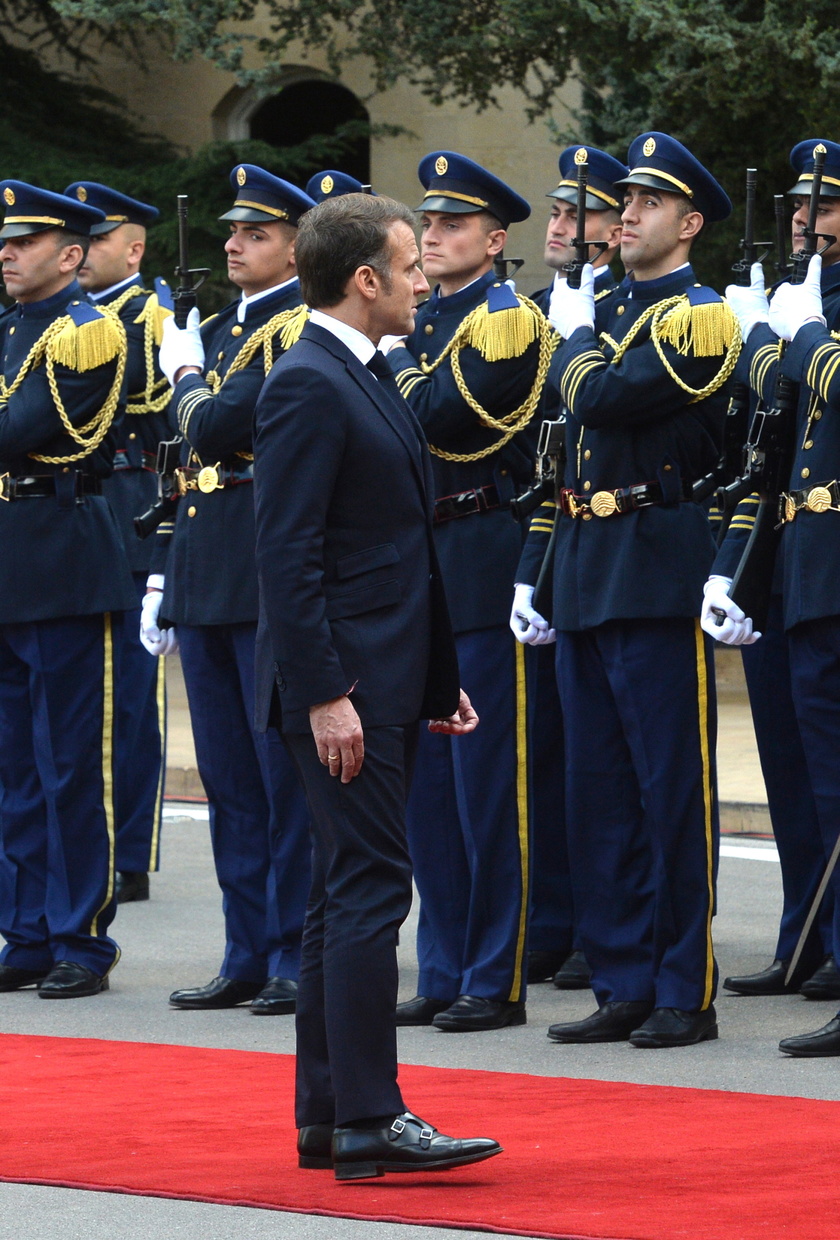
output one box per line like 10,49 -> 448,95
720,842 -> 779,863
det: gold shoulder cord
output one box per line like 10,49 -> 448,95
100,286 -> 173,416
600,295 -> 741,402
0,315 -> 127,463
201,304 -> 310,463
421,294 -> 555,462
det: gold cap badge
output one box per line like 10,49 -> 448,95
435,156 -> 449,177
321,175 -> 334,195
76,186 -> 88,202
236,167 -> 247,187
574,147 -> 588,165
3,187 -> 15,206
643,137 -> 656,157
815,143 -> 827,157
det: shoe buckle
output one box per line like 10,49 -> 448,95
389,1117 -> 406,1140
419,1126 -> 434,1149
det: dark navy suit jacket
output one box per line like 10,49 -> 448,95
252,320 -> 459,734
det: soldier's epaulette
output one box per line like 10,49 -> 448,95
459,281 -> 542,362
654,285 -> 739,358
274,303 -> 310,351
133,281 -> 174,347
48,300 -> 125,372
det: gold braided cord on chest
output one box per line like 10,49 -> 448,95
0,316 -> 127,462
102,285 -> 172,415
419,294 -> 556,462
599,295 -> 741,400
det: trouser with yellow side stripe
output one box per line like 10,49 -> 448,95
405,627 -> 530,1004
556,617 -> 719,1013
0,614 -> 120,976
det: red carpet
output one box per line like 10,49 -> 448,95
0,1033 -> 837,1240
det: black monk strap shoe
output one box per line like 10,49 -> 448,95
432,995 -> 526,1032
0,964 -> 49,991
395,995 -> 453,1026
552,949 -> 592,990
723,959 -> 800,996
779,1015 -> 840,1057
297,1123 -> 334,1169
629,1005 -> 718,1048
168,976 -> 265,1009
250,977 -> 297,1015
38,961 -> 110,999
115,871 -> 149,903
800,956 -> 840,1000
332,1112 -> 502,1181
527,950 -> 568,984
548,1000 -> 653,1043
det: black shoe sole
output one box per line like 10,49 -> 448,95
433,1010 -> 526,1032
39,977 -> 109,999
334,1145 -> 503,1181
629,1024 -> 718,1048
250,1001 -> 296,1015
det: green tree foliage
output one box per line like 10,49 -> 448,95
56,0 -> 840,286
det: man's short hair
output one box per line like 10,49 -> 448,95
296,194 -> 416,308
54,228 -> 90,267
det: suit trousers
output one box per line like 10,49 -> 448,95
556,617 -> 718,1012
284,723 -> 418,1129
0,614 -> 120,975
179,622 -> 311,981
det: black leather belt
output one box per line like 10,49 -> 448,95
0,472 -> 102,501
558,479 -> 694,519
781,480 -> 840,522
176,461 -> 255,495
433,484 -> 501,525
114,448 -> 157,472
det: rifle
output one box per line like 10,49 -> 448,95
134,437 -> 183,540
716,145 -> 835,631
564,150 -> 609,290
510,417 -> 566,523
493,253 -> 525,282
774,194 -> 791,280
173,194 -> 211,328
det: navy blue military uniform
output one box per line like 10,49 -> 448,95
0,182 -> 136,988
64,182 -> 171,886
162,167 -> 314,992
387,153 -> 554,1015
527,136 -> 740,1025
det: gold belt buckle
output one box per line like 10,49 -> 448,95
590,490 -> 619,518
176,469 -> 193,496
806,485 -> 833,514
197,464 -> 223,493
566,493 -> 581,518
0,472 -> 10,502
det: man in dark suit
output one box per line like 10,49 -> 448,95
253,193 -> 501,1180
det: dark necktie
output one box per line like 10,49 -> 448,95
366,349 -> 399,384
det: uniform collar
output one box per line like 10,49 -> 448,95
425,268 -> 496,313
618,262 -> 695,300
237,276 -> 300,322
15,279 -> 85,319
91,273 -> 143,302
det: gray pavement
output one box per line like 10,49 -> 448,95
1,803 -> 838,1238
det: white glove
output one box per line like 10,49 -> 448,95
725,262 -> 769,342
768,254 -> 825,341
378,334 -> 407,354
140,579 -> 179,656
158,306 -> 205,386
548,263 -> 595,339
509,582 -> 556,646
700,575 -> 761,646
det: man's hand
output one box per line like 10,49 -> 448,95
725,261 -> 769,342
509,582 -> 556,645
769,254 -> 825,341
159,306 -> 205,387
700,575 -> 761,646
310,695 -> 365,783
428,689 -> 479,735
548,263 -> 595,339
139,576 -> 179,656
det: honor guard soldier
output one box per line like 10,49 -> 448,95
0,181 -> 136,998
65,181 -> 171,906
704,140 -> 840,1006
703,140 -> 840,1054
386,152 -> 555,1031
511,146 -> 625,991
521,134 -> 740,1048
150,165 -> 315,1014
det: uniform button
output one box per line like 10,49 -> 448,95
420,353 -> 428,363
584,449 -> 591,460
801,468 -> 810,479
231,325 -> 243,336
424,324 -> 434,335
129,432 -> 137,441
804,439 -> 814,449
582,511 -> 592,520
8,325 -> 14,335
616,305 -> 625,315
814,410 -> 823,420
188,505 -> 196,517
583,481 -> 591,492
217,351 -> 225,360
500,469 -> 508,476
663,463 -> 672,471
62,466 -> 70,473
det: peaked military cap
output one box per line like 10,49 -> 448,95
0,180 -> 106,239
788,140 -> 840,198
417,151 -> 530,228
220,165 -> 315,226
549,146 -> 629,211
63,182 -> 160,236
616,132 -> 731,223
306,170 -> 374,203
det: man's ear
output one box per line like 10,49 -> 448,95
679,211 -> 704,242
353,264 -> 379,302
58,244 -> 84,275
486,228 -> 507,259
